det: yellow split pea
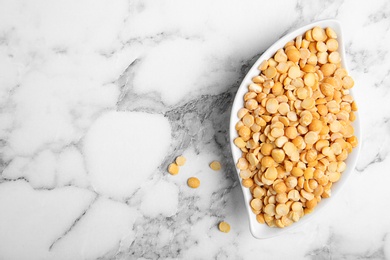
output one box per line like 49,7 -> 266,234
175,156 -> 186,166
210,161 -> 222,171
187,177 -> 200,188
168,163 -> 179,175
218,221 -> 231,233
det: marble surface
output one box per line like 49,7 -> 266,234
0,0 -> 390,259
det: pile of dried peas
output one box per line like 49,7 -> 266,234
233,26 -> 358,228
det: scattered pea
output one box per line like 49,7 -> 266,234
168,163 -> 179,175
175,156 -> 186,166
210,161 -> 221,171
218,221 -> 231,233
187,177 -> 200,189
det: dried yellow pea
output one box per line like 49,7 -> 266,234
234,137 -> 246,148
219,221 -> 231,233
175,156 -> 186,166
242,178 -> 253,188
187,177 -> 200,188
168,163 -> 179,175
210,161 -> 221,171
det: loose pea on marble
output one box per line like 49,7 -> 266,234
210,161 -> 222,171
168,163 -> 179,175
218,221 -> 231,233
187,177 -> 200,189
175,156 -> 186,166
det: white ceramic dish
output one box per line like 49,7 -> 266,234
229,19 -> 361,239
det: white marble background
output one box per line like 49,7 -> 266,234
0,0 -> 389,259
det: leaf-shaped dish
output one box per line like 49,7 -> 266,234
229,19 -> 361,239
